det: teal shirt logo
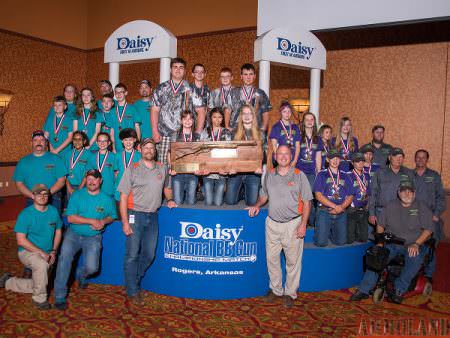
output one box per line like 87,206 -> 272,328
45,164 -> 55,170
49,222 -> 56,228
96,206 -> 105,213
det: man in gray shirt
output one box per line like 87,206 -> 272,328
368,147 -> 414,225
118,138 -> 177,304
351,179 -> 433,304
414,149 -> 446,283
248,145 -> 312,308
361,125 -> 393,169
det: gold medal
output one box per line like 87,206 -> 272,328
333,193 -> 340,199
54,137 -> 58,142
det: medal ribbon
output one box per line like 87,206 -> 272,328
211,128 -> 222,141
122,149 -> 135,169
116,102 -> 127,125
305,137 -> 313,154
341,138 -> 350,156
82,108 -> 90,128
280,120 -> 292,141
220,86 -> 231,105
54,114 -> 66,136
70,149 -> 84,170
97,151 -> 109,172
353,169 -> 367,193
242,86 -> 254,104
328,168 -> 340,193
183,132 -> 192,142
170,80 -> 183,96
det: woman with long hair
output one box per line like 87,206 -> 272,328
225,104 -> 263,206
73,87 -> 102,149
318,124 -> 333,170
331,116 -> 359,172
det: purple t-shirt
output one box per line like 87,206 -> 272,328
346,170 -> 371,208
269,120 -> 301,159
313,168 -> 351,205
331,136 -> 359,172
298,136 -> 323,174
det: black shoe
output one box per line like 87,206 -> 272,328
262,290 -> 280,303
54,301 -> 68,311
350,291 -> 369,301
0,272 -> 11,288
387,292 -> 403,304
283,295 -> 295,308
32,300 -> 51,310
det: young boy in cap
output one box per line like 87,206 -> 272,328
44,96 -> 73,156
0,184 -> 63,310
54,169 -> 117,310
346,152 -> 371,243
313,149 -> 353,246
361,144 -> 380,182
113,128 -> 141,202
133,80 -> 153,139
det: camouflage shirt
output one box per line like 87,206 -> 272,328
152,79 -> 193,136
189,83 -> 210,111
230,86 -> 272,129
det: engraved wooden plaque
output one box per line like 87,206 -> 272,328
170,141 -> 263,173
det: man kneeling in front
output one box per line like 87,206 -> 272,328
0,184 -> 62,310
350,179 -> 433,304
248,145 -> 312,308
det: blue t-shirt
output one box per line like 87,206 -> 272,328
14,205 -> 63,253
13,152 -> 68,190
313,168 -> 351,205
298,136 -> 323,174
269,120 -> 301,159
113,149 -> 141,201
66,188 -> 117,237
346,170 -> 371,208
43,113 -> 73,156
133,99 -> 153,139
86,151 -> 116,197
64,148 -> 90,186
74,108 -> 101,141
331,136 -> 359,172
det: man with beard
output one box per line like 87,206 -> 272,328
118,138 -> 176,304
350,179 -> 433,304
54,169 -> 117,310
361,125 -> 393,169
133,80 -> 153,139
97,80 -> 115,111
13,130 -> 67,212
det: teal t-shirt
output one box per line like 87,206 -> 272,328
74,108 -> 101,141
64,148 -> 90,186
110,103 -> 141,152
13,152 -> 68,190
133,99 -> 153,139
100,110 -> 115,136
86,151 -> 116,197
14,205 -> 63,253
66,188 -> 117,237
43,113 -> 73,156
113,149 -> 141,201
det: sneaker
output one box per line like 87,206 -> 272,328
32,300 -> 51,310
283,296 -> 295,308
350,291 -> 369,301
0,272 -> 11,288
54,301 -> 68,311
262,290 -> 280,303
387,291 -> 403,304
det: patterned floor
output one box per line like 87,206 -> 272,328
1,221 -> 449,337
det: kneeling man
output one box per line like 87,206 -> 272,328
248,145 -> 312,308
350,179 -> 433,304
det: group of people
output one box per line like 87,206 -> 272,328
0,57 -> 445,309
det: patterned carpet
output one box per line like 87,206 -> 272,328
0,221 -> 449,337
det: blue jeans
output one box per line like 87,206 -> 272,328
124,210 -> 158,296
172,174 -> 198,205
203,177 -> 226,206
314,208 -> 347,246
305,173 -> 316,226
358,243 -> 427,295
54,228 -> 102,302
225,174 -> 261,206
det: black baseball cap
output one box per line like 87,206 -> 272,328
32,130 -> 46,139
327,148 -> 341,159
86,169 -> 102,179
360,144 -> 374,154
140,138 -> 155,148
398,179 -> 415,192
390,147 -> 405,156
351,152 -> 365,163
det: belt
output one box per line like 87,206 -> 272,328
268,215 -> 301,223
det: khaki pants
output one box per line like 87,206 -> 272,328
5,250 -> 49,303
265,216 -> 304,299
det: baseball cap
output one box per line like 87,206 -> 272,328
140,137 -> 155,148
86,169 -> 102,179
390,147 -> 405,156
351,152 -> 365,162
140,80 -> 151,87
398,179 -> 415,192
327,148 -> 341,159
32,184 -> 49,194
360,144 -> 374,154
32,130 -> 46,139
100,80 -> 112,87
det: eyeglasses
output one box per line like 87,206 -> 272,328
97,140 -> 109,143
34,192 -> 49,197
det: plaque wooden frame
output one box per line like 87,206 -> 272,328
170,141 -> 262,173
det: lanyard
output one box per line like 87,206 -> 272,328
122,149 -> 135,169
70,149 -> 84,170
97,151 -> 109,172
116,102 -> 127,124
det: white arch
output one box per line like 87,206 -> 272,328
254,25 -> 326,121
104,20 -> 177,87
